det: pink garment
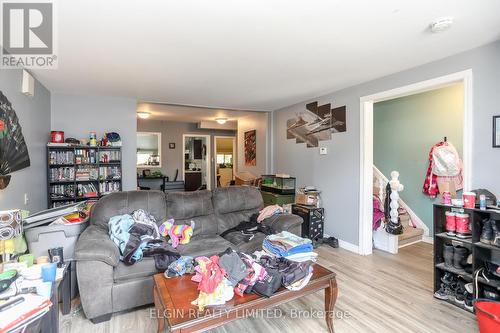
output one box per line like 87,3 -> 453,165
257,204 -> 283,223
191,256 -> 226,294
372,196 -> 384,231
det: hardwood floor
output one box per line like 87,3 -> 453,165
60,242 -> 478,333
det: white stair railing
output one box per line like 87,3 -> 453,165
373,165 -> 429,237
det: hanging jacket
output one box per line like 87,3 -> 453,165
422,141 -> 463,198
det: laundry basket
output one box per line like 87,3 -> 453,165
475,300 -> 500,333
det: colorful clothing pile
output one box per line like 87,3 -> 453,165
263,231 -> 313,258
422,141 -> 463,198
108,210 -> 180,270
190,256 -> 234,311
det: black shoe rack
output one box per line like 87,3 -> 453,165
433,203 -> 500,313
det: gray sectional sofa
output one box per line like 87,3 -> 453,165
74,186 -> 303,323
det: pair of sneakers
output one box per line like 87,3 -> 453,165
480,219 -> 500,247
434,273 -> 474,311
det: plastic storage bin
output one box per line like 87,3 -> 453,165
24,221 -> 89,261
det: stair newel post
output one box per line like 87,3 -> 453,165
386,171 -> 404,235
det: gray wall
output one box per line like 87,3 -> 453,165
274,40 -> 500,246
137,119 -> 235,188
374,84 -> 464,233
0,69 -> 51,213
51,93 -> 137,190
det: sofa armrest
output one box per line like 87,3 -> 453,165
261,214 -> 303,234
75,225 -> 120,267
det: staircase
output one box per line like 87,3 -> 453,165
398,213 -> 424,247
372,166 -> 426,254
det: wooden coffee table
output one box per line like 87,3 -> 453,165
153,263 -> 338,333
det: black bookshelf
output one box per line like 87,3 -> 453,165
433,203 -> 500,313
47,145 -> 122,208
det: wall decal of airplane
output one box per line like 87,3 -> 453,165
286,101 -> 346,148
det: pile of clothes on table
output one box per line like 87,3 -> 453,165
262,230 -> 317,262
175,246 -> 316,311
162,231 -> 317,311
108,209 -> 195,270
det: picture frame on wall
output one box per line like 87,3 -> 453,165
169,142 -> 175,149
493,116 -> 500,148
244,129 -> 256,166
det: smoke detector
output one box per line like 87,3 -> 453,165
430,17 -> 454,33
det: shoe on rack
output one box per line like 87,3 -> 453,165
456,213 -> 472,238
444,244 -> 454,267
480,219 -> 494,244
454,281 -> 466,305
483,288 -> 500,301
453,246 -> 469,270
434,283 -> 454,300
491,220 -> 500,247
445,211 -> 456,236
464,289 -> 474,312
441,272 -> 457,284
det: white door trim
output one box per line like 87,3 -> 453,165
182,134 -> 212,190
358,69 -> 473,256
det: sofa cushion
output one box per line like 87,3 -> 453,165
91,191 -> 167,230
212,186 -> 264,234
113,257 -> 158,282
212,186 -> 263,215
166,190 -> 217,236
177,234 -> 235,257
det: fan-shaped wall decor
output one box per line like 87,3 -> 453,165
0,91 -> 31,189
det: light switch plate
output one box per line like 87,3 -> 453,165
319,147 -> 328,155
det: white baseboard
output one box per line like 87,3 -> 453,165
422,236 -> 434,244
338,239 -> 360,254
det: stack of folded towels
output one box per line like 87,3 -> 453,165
262,231 -> 317,262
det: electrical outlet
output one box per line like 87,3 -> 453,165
319,147 -> 328,155
24,193 -> 29,205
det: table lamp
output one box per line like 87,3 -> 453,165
0,210 -> 23,273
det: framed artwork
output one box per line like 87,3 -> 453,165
493,116 -> 500,148
244,130 -> 256,166
287,101 -> 346,148
169,142 -> 175,149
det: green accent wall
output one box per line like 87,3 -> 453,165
374,83 -> 464,233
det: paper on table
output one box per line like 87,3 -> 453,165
0,294 -> 52,333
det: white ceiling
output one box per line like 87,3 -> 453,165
32,0 -> 500,111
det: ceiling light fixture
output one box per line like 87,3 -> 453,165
137,112 -> 151,119
430,17 -> 454,33
215,118 -> 227,124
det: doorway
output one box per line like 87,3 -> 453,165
214,136 -> 236,187
358,70 -> 473,255
182,134 -> 211,191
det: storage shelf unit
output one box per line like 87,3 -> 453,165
47,145 -> 122,208
433,204 -> 500,313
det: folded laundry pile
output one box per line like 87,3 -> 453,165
262,231 -> 317,262
108,209 -> 181,270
